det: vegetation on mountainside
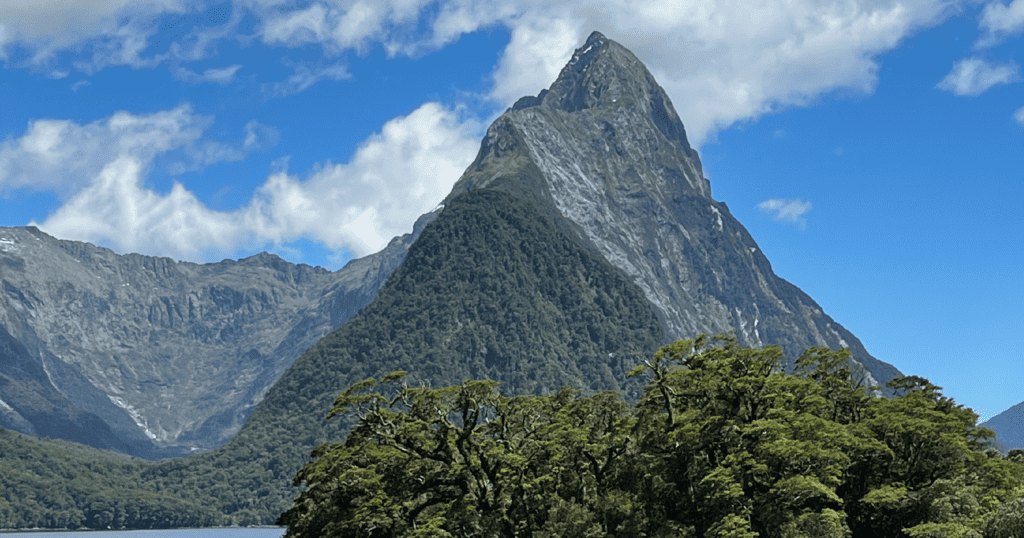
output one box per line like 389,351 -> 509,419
0,429 -> 223,529
0,188 -> 664,528
280,336 -> 1024,538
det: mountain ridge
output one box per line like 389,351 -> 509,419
0,212 -> 436,457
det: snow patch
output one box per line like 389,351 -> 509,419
0,237 -> 18,253
709,205 -> 723,231
108,395 -> 158,440
0,397 -> 13,412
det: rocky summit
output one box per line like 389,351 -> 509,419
0,213 -> 435,457
447,31 -> 900,389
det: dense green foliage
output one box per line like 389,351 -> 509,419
280,336 -> 1024,538
0,429 -> 223,529
0,188 -> 664,528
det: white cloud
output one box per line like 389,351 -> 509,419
0,104 -> 211,196
70,80 -> 91,91
977,0 -> 1024,48
173,64 -> 243,85
20,103 -> 480,262
488,14 -> 583,106
256,0 -> 957,145
258,0 -> 430,55
758,198 -> 812,228
937,57 -> 1020,96
0,104 -> 279,196
1014,105 -> 1024,127
33,156 -> 244,261
2,0 -> 960,145
239,102 -> 482,256
261,59 -> 351,98
0,0 -> 156,65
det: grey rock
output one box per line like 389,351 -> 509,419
447,31 -> 900,388
0,212 -> 435,456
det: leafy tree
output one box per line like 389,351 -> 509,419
279,370 -> 640,537
280,336 -> 1024,538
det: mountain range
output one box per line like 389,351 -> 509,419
0,30 -> 1017,527
0,212 -> 436,457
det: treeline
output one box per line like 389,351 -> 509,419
280,336 -> 1024,538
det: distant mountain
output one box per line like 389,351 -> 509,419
982,402 -> 1024,452
0,214 -> 435,457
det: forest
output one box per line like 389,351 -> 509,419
279,336 -> 1024,538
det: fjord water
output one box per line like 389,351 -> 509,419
0,529 -> 284,538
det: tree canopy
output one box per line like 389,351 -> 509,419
280,336 -> 1024,538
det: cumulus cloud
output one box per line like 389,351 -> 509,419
0,105 -> 208,196
1015,105 -> 1024,127
0,105 -> 279,197
758,199 -> 813,228
18,103 -> 480,262
937,57 -> 1020,96
238,102 -> 482,256
976,0 -> 1024,48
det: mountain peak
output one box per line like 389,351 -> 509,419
584,30 -> 607,45
509,31 -> 694,155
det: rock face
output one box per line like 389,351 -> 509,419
447,31 -> 900,388
0,212 -> 435,457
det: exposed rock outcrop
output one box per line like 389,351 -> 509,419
0,211 -> 435,456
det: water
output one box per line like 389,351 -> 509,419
0,529 -> 285,538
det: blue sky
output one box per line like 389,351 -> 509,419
0,0 -> 1021,423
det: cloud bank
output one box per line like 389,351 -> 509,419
4,103 -> 480,262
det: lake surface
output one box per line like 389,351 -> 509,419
0,529 -> 285,538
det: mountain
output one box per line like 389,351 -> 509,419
0,213 -> 435,457
982,403 -> 1024,452
447,31 -> 899,387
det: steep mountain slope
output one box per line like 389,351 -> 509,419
0,214 -> 434,456
447,31 -> 899,389
0,324 -> 131,453
982,403 -> 1024,452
